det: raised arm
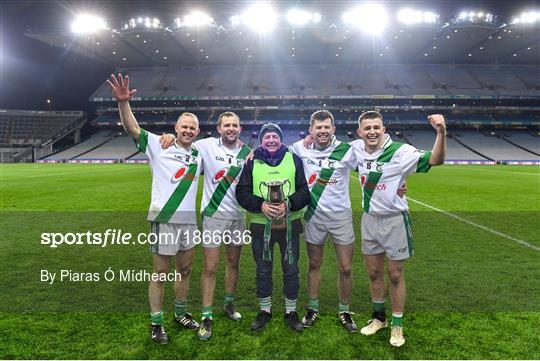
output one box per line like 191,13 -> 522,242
106,73 -> 140,140
427,114 -> 446,166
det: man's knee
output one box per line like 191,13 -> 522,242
339,263 -> 353,279
202,261 -> 219,278
388,267 -> 404,286
367,267 -> 383,282
177,263 -> 193,278
308,256 -> 322,272
226,251 -> 240,270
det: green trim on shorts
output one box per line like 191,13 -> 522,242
150,221 -> 160,254
402,211 -> 414,256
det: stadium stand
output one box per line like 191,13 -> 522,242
73,133 -> 139,161
0,110 -> 86,162
90,65 -> 540,99
498,130 -> 540,155
0,110 -> 85,145
405,130 -> 487,161
452,130 -> 540,161
44,130 -> 113,161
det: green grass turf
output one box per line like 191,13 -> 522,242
0,163 -> 539,359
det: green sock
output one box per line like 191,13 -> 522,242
372,299 -> 385,312
224,293 -> 235,305
174,299 -> 187,317
202,306 -> 213,320
285,298 -> 297,314
308,299 -> 319,312
391,313 -> 403,327
150,310 -> 163,325
259,296 -> 271,312
339,301 -> 349,314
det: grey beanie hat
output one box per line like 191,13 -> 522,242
258,123 -> 283,143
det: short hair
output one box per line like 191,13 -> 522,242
217,111 -> 240,126
310,110 -> 334,127
177,112 -> 199,128
358,110 -> 384,126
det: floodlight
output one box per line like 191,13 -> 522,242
455,10 -> 495,24
423,11 -> 439,23
286,8 -> 321,26
511,11 -> 540,24
239,3 -> 277,33
398,9 -> 422,24
229,15 -> 241,26
180,11 -> 214,27
342,4 -> 388,34
397,9 -> 439,24
71,14 -> 107,34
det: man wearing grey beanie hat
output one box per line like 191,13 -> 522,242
236,122 -> 310,333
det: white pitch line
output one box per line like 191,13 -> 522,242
349,174 -> 540,252
407,197 -> 540,252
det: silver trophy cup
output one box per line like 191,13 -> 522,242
259,179 -> 291,228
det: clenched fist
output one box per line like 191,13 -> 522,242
428,114 -> 446,133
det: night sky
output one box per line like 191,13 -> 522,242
1,0 -> 538,114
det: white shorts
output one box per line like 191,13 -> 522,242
149,222 -> 198,255
361,211 -> 413,260
202,215 -> 246,248
304,219 -> 355,246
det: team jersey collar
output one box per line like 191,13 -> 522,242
380,134 -> 393,149
173,141 -> 193,153
360,134 -> 392,159
309,135 -> 337,151
218,136 -> 241,151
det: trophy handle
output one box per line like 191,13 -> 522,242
283,179 -> 292,198
259,181 -> 267,201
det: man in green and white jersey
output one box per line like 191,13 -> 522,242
352,110 -> 446,347
289,110 -> 359,332
160,112 -> 251,340
107,74 -> 201,344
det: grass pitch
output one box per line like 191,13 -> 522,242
0,163 -> 539,359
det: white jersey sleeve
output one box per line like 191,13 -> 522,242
135,128 -> 161,163
396,144 -> 432,177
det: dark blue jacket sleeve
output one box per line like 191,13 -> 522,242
235,159 -> 265,213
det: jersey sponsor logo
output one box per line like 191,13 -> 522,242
172,166 -> 188,183
212,167 -> 239,184
308,171 -> 319,186
308,171 -> 337,186
360,174 -> 386,190
213,168 -> 227,183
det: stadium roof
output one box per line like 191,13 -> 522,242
25,1 -> 540,67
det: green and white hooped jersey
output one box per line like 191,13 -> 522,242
194,137 -> 250,220
351,135 -> 432,216
289,137 -> 357,224
136,128 -> 201,224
